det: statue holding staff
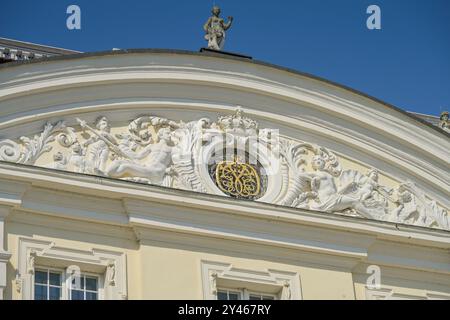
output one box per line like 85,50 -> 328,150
77,117 -> 123,175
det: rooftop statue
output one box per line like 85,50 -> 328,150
439,111 -> 450,133
203,6 -> 233,51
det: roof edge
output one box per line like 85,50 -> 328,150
0,37 -> 81,54
0,48 -> 448,138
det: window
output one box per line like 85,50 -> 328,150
70,274 -> 99,300
217,289 -> 242,300
19,237 -> 127,300
201,260 -> 301,300
34,269 -> 63,300
217,288 -> 277,300
248,293 -> 275,301
33,267 -> 100,300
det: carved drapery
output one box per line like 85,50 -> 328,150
0,108 -> 448,230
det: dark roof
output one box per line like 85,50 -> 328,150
0,37 -> 80,55
0,48 -> 448,138
0,37 -> 80,63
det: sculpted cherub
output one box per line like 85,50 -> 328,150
106,127 -> 175,186
52,152 -> 68,170
295,155 -> 359,212
69,142 -> 87,173
203,6 -> 233,50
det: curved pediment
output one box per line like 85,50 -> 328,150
0,51 -> 448,230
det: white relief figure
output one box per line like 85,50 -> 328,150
27,250 -> 37,275
305,155 -> 360,213
210,272 -> 218,295
69,142 -> 87,173
283,281 -> 292,300
114,133 -> 150,160
52,152 -> 68,170
339,169 -> 392,214
106,128 -> 175,186
390,181 -> 448,229
391,182 -> 419,223
293,156 -> 388,219
107,260 -> 116,286
358,169 -> 381,202
15,273 -> 22,294
78,116 -> 118,175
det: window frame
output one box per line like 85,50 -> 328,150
216,288 -> 243,300
33,267 -> 65,300
247,291 -> 277,301
32,266 -> 103,300
201,260 -> 302,300
18,237 -> 126,300
67,270 -> 102,301
217,287 -> 278,300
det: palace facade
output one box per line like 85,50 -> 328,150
0,41 -> 449,300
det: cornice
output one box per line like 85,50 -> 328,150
0,162 -> 448,275
0,161 -> 448,247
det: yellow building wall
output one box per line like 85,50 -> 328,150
4,216 -> 140,300
4,212 -> 450,300
4,213 -> 357,300
138,240 -> 356,300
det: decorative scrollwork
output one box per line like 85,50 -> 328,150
0,139 -> 22,162
57,126 -> 77,147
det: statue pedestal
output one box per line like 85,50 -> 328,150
200,48 -> 252,60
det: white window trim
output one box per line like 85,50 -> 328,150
201,260 -> 302,300
17,237 -> 127,300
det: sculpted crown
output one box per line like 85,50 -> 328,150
216,107 -> 259,136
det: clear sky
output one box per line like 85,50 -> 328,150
1,0 -> 449,116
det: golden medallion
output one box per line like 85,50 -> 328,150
215,159 -> 261,198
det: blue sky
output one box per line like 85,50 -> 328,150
1,0 -> 449,116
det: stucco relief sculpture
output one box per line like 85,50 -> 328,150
27,250 -> 37,275
0,109 -> 448,230
291,158 -> 389,219
203,6 -> 233,50
390,182 -> 449,229
78,116 -> 119,175
106,128 -> 176,186
107,260 -> 116,286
